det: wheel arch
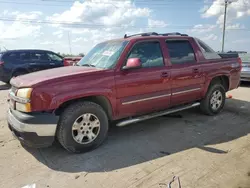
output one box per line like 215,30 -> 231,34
203,75 -> 229,97
54,95 -> 114,120
209,75 -> 229,91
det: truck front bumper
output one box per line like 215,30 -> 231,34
7,109 -> 59,148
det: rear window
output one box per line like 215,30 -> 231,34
3,52 -> 31,62
195,38 -> 221,60
8,53 -> 19,60
3,53 -> 20,62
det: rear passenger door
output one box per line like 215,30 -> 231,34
29,51 -> 51,71
165,39 -> 204,106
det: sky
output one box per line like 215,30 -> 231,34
0,0 -> 250,54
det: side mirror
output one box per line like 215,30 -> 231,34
123,58 -> 142,70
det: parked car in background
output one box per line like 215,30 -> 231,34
7,32 -> 241,153
239,53 -> 250,82
0,49 -> 64,83
63,56 -> 82,66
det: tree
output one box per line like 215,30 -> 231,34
79,53 -> 85,57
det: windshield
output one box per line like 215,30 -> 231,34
77,40 -> 128,69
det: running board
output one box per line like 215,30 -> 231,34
116,102 -> 200,127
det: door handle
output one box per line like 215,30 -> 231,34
193,68 -> 199,73
161,72 -> 169,78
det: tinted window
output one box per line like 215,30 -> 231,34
4,52 -> 23,62
47,52 -> 63,61
8,53 -> 20,60
166,40 -> 195,64
128,41 -> 164,68
20,52 -> 30,61
31,52 -> 49,61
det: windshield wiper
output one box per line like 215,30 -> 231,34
81,64 -> 96,67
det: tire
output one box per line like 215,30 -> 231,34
200,83 -> 226,115
57,101 -> 109,153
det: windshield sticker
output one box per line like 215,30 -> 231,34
102,51 -> 114,56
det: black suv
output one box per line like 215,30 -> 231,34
0,49 -> 64,83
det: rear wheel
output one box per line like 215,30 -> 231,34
200,83 -> 226,115
57,101 -> 109,153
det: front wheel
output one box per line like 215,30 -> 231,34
200,83 -> 226,115
57,101 -> 109,153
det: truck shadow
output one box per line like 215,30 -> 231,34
24,98 -> 250,173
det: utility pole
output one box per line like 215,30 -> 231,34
222,0 -> 229,52
68,31 -> 72,55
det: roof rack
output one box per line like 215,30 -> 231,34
124,32 -> 159,38
160,32 -> 188,36
124,32 -> 188,38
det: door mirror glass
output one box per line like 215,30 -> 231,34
123,58 -> 142,70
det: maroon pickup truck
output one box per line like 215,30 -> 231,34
7,32 -> 241,153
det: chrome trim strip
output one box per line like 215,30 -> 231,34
9,91 -> 30,104
117,102 -> 200,126
122,88 -> 201,105
172,88 -> 201,95
122,93 -> 171,105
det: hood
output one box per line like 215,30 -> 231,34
10,66 -> 102,88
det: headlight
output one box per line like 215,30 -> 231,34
12,88 -> 32,112
16,88 -> 32,98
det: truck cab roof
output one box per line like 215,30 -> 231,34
106,32 -> 192,43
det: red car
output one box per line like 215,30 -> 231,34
63,56 -> 82,66
7,32 -> 241,153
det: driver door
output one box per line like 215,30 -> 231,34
115,40 -> 171,119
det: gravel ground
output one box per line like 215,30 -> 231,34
0,81 -> 250,188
